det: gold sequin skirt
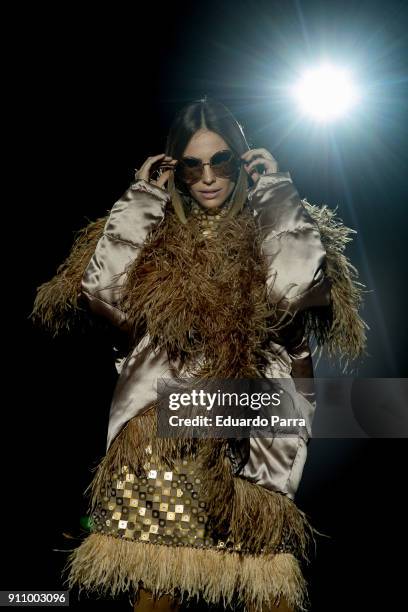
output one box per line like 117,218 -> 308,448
64,443 -> 311,611
90,452 -> 243,552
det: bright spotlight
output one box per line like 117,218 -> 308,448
291,63 -> 360,122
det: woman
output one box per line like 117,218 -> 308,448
30,97 -> 368,612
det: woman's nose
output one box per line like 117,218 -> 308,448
202,163 -> 217,184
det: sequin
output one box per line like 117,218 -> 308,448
90,455 -> 289,554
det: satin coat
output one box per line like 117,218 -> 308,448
81,173 -> 332,500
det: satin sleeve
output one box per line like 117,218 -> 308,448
248,172 -> 332,316
81,179 -> 169,330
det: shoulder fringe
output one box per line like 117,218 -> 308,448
29,201 -> 369,372
29,215 -> 109,336
84,408 -> 320,567
301,200 -> 370,373
62,534 -> 309,612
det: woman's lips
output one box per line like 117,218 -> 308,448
199,189 -> 221,200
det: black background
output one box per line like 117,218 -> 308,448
6,1 -> 408,610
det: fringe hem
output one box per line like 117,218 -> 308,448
84,410 -> 318,563
62,532 -> 310,612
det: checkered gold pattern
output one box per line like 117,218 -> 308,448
90,452 -> 239,551
90,450 -> 294,554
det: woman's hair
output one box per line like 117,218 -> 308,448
165,97 -> 252,224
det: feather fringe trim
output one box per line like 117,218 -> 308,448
62,533 -> 309,612
83,407 -> 202,515
230,477 -> 318,562
29,198 -> 369,371
84,410 -> 317,565
196,440 -> 317,562
29,215 -> 108,336
301,200 -> 370,372
118,207 -> 281,378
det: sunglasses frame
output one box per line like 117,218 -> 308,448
174,149 -> 242,185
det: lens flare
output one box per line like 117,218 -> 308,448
292,63 -> 360,121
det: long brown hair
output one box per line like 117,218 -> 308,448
165,97 -> 251,224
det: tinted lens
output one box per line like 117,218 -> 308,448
211,150 -> 239,178
182,157 -> 201,168
175,150 -> 239,185
175,157 -> 203,184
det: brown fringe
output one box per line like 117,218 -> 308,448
301,200 -> 370,372
84,408 -> 155,515
195,437 -> 317,562
84,409 -> 317,566
83,407 -> 207,515
62,533 -> 310,612
228,477 -> 316,562
29,215 -> 109,336
29,195 -> 368,371
118,206 -> 286,379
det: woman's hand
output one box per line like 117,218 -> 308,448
241,148 -> 279,185
135,153 -> 178,190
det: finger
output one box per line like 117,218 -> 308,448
156,170 -> 171,189
250,170 -> 261,185
247,158 -> 278,174
256,148 -> 275,160
241,149 -> 264,163
246,158 -> 268,173
139,154 -> 167,171
138,154 -> 169,181
145,153 -> 168,167
241,149 -> 275,163
158,160 -> 178,170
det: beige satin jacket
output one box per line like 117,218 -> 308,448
81,173 -> 332,500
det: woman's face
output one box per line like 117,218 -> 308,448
181,129 -> 236,210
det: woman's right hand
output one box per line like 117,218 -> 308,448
135,153 -> 177,190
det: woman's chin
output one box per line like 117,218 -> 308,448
200,200 -> 224,210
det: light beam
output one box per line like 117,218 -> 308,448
291,63 -> 360,122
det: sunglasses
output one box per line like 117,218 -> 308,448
174,149 -> 241,185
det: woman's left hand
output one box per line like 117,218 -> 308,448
241,148 -> 279,185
